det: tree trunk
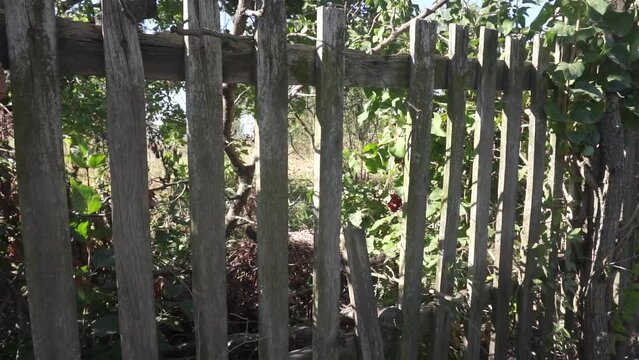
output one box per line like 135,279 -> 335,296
583,94 -> 625,360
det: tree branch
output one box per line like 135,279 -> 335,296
370,0 -> 449,54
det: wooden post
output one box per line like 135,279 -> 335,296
312,6 -> 346,360
490,35 -> 525,360
183,0 -> 227,359
515,35 -> 548,360
255,1 -> 289,359
464,27 -> 497,360
537,42 -> 567,359
5,1 -> 81,359
343,227 -> 386,360
102,0 -> 158,358
397,18 -> 437,360
431,24 -> 469,360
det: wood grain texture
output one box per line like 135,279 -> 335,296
464,27 -> 497,360
616,128 -> 637,359
255,1 -> 289,360
397,18 -> 437,360
343,227 -> 386,360
5,1 -> 81,359
183,1 -> 227,359
489,36 -> 526,360
312,6 -> 346,360
101,0 -> 158,358
431,24 -> 469,360
0,16 -> 536,90
515,35 -> 548,360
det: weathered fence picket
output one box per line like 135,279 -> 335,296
431,24 -> 469,360
312,6 -> 346,360
255,1 -> 290,359
516,35 -> 548,360
398,18 -> 437,360
343,227 -> 386,360
538,40 -> 567,359
490,35 -> 525,360
102,0 -> 158,359
465,26 -> 497,360
183,0 -> 227,359
5,1 -> 81,359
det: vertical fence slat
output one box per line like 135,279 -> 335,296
431,24 -> 469,360
5,1 -> 81,359
537,43 -> 567,358
397,18 -> 437,360
465,27 -> 497,360
102,1 -> 158,358
102,1 -> 158,359
515,35 -> 548,360
490,35 -> 525,360
343,227 -> 386,360
312,5 -> 346,360
256,1 -> 289,359
183,0 -> 227,359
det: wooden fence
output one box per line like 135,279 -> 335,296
4,1 -> 634,360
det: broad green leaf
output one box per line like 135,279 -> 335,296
529,2 -> 558,31
603,10 -> 635,37
544,102 -> 567,122
570,99 -> 605,123
571,81 -> 603,100
607,44 -> 630,68
71,220 -> 90,240
585,0 -> 608,15
87,153 -> 107,168
70,178 -> 102,214
431,113 -> 447,137
555,61 -> 585,82
349,210 -> 363,227
501,19 -> 515,35
581,145 -> 594,156
390,136 -> 406,158
550,21 -> 576,37
70,148 -> 88,168
606,70 -> 633,92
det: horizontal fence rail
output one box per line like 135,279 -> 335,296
0,15 -> 539,90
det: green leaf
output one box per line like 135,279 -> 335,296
390,136 -> 406,158
555,61 -> 585,82
349,210 -> 363,227
606,70 -> 633,92
570,99 -> 605,123
585,0 -> 608,16
501,19 -> 516,35
72,220 -> 90,239
70,178 -> 102,214
544,102 -> 567,122
69,148 -> 88,168
603,10 -> 635,37
571,81 -> 603,100
581,145 -> 594,156
87,153 -> 107,168
431,113 -> 447,137
529,2 -> 558,32
549,21 -> 576,37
